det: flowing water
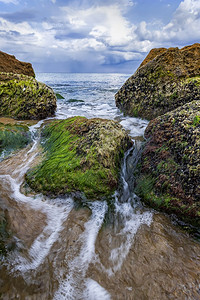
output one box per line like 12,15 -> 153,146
0,73 -> 200,299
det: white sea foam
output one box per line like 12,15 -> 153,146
120,117 -> 149,137
0,174 -> 74,273
84,278 -> 111,300
53,201 -> 108,300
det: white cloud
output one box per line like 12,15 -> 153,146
153,0 -> 200,43
0,0 -> 18,4
61,5 -> 134,47
0,0 -> 199,72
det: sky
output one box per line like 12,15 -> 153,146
0,0 -> 200,73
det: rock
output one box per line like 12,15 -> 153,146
55,93 -> 65,99
25,117 -> 132,200
139,47 -> 167,68
115,43 -> 200,120
0,209 -> 10,257
135,100 -> 200,226
0,51 -> 35,77
0,122 -> 31,159
0,73 -> 57,120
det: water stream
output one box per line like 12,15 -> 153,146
0,73 -> 200,299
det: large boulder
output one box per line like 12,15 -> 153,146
0,51 -> 35,77
25,117 -> 132,200
115,43 -> 200,120
135,100 -> 200,226
0,73 -> 57,120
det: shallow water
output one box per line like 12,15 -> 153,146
0,73 -> 200,299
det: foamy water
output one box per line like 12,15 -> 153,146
36,73 -> 148,138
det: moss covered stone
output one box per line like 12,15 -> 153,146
0,122 -> 31,159
0,210 -> 10,257
135,101 -> 200,226
0,72 -> 57,120
115,43 -> 200,120
25,117 -> 132,200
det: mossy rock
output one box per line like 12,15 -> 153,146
135,100 -> 200,226
0,122 -> 31,159
0,209 -> 10,257
0,72 -> 57,120
25,117 -> 132,200
115,43 -> 200,120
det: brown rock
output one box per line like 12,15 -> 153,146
0,51 -> 35,77
139,47 -> 167,68
115,43 -> 200,120
135,100 -> 200,226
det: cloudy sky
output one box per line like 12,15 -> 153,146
0,0 -> 199,73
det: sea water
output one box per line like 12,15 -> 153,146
36,73 -> 149,138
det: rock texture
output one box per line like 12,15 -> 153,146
26,117 -> 132,200
0,73 -> 57,120
135,100 -> 200,226
0,51 -> 35,77
0,208 -> 10,257
139,47 -> 167,68
115,43 -> 200,120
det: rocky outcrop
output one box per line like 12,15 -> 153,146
115,43 -> 200,120
26,117 -> 132,200
0,73 -> 57,120
0,51 -> 35,77
135,100 -> 200,226
139,47 -> 167,68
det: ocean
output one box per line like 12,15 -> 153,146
36,73 -> 149,138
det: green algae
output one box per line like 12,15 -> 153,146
0,72 -> 56,120
26,117 -> 131,200
185,76 -> 200,86
56,93 -> 65,99
0,211 -> 10,257
192,115 -> 200,126
135,174 -> 200,227
0,123 -> 30,158
68,99 -> 84,103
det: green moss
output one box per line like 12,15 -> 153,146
0,123 -> 31,158
170,91 -> 178,100
56,93 -> 65,99
135,175 -> 182,211
68,99 -> 84,103
0,73 -> 56,119
26,117 -> 129,200
147,67 -> 175,83
135,175 -> 155,201
0,212 -> 9,257
185,76 -> 200,86
156,158 -> 178,175
131,106 -> 140,117
192,115 -> 200,126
